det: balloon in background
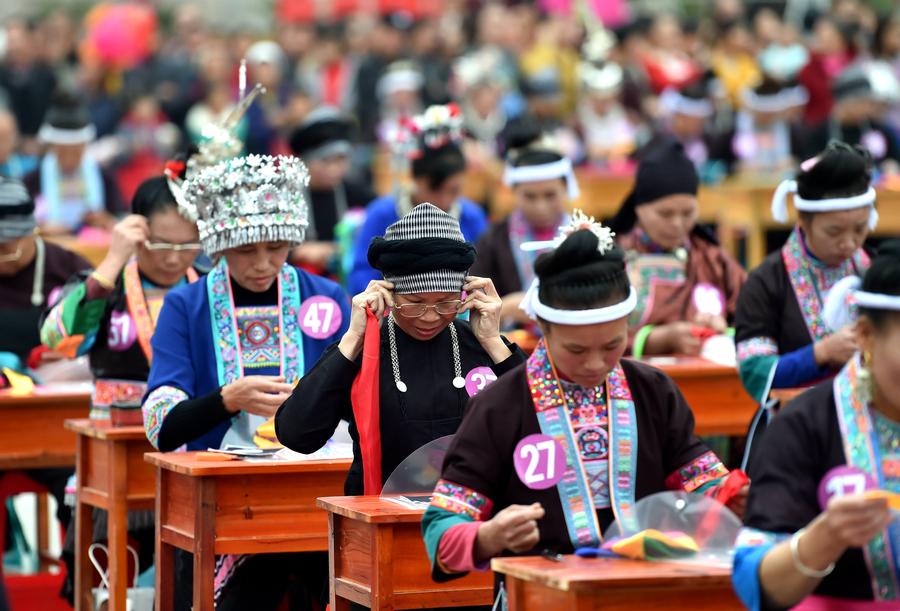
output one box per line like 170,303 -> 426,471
81,3 -> 158,70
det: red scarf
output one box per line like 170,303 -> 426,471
350,308 -> 383,494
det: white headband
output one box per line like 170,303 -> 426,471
520,279 -> 637,325
503,158 -> 580,200
742,86 -> 809,113
660,88 -> 713,118
771,179 -> 878,229
38,124 -> 96,145
822,276 -> 900,331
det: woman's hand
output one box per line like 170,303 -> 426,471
725,484 -> 750,519
461,276 -> 511,363
646,322 -> 702,356
821,493 -> 892,551
108,215 -> 150,264
694,312 -> 727,334
814,326 -> 858,368
338,280 -> 394,361
221,375 -> 294,418
474,503 -> 545,562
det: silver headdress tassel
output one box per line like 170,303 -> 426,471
166,59 -> 266,222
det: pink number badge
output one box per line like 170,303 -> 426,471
818,465 -> 876,510
692,283 -> 724,317
514,434 -> 566,490
299,296 -> 343,339
464,366 -> 498,397
107,311 -> 137,351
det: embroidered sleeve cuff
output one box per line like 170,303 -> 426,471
665,450 -> 730,493
430,479 -> 494,521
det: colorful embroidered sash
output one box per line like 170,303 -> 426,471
833,356 -> 900,600
507,210 -> 568,290
526,340 -> 638,548
123,260 -> 198,364
782,228 -> 869,343
207,261 -> 304,447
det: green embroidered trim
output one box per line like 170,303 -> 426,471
738,354 -> 778,404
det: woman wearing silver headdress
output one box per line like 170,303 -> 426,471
141,152 -> 350,609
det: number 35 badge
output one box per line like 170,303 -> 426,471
514,434 -> 566,490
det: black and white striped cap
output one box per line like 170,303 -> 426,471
0,178 -> 35,242
376,203 -> 471,294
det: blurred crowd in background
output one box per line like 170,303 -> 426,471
3,0 -> 900,243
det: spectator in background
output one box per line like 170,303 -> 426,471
349,104 -> 487,294
756,15 -> 809,85
355,12 -> 413,146
0,108 -> 37,179
243,40 -> 296,155
74,59 -> 123,139
0,19 -> 57,152
454,47 -> 510,156
641,14 -> 701,94
411,18 -> 452,107
24,91 -> 123,235
732,77 -> 806,175
520,12 -> 581,118
577,60 -> 638,168
376,60 -> 423,147
802,66 -> 900,172
277,20 -> 316,81
37,11 -> 79,87
289,107 -> 375,275
798,15 -> 858,126
609,18 -> 655,119
710,19 -> 761,110
649,79 -> 734,182
297,23 -> 357,113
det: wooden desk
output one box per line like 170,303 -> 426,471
44,235 -> 109,268
65,419 -> 154,611
147,452 -> 350,611
647,358 -> 756,437
0,383 -> 91,469
318,495 -> 493,610
492,555 -> 742,610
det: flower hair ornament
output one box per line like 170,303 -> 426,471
166,59 -> 266,222
519,209 -> 615,253
395,104 -> 464,160
517,210 -> 636,324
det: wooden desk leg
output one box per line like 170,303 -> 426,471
371,524 -> 394,611
107,441 -> 129,611
75,435 -> 94,611
328,514 -> 351,611
36,493 -> 50,571
192,478 -> 216,611
155,468 -> 174,611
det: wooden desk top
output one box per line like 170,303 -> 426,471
65,418 -> 147,441
317,495 -> 424,523
145,451 -> 352,477
642,356 -> 738,378
491,555 -> 731,592
0,382 -> 92,406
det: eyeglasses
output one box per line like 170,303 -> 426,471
393,300 -> 462,318
143,240 -> 203,253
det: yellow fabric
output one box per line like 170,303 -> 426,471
519,44 -> 580,115
2,368 -> 35,396
710,52 -> 761,109
609,529 -> 699,560
864,490 -> 900,511
252,418 -> 283,449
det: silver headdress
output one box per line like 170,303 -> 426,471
166,60 -> 266,222
186,154 -> 311,254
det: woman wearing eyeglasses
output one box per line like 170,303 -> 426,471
276,203 -> 526,496
41,163 -> 202,419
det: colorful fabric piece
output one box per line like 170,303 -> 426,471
143,385 -> 188,449
602,529 -> 699,560
234,306 -> 282,370
526,340 -> 638,547
36,153 -> 105,231
782,228 -> 869,343
40,281 -> 102,357
625,250 -> 687,328
833,356 -> 900,601
665,450 -> 730,493
431,479 -> 494,521
507,209 -> 566,290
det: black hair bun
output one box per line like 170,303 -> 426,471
876,239 -> 900,260
862,239 -> 900,298
501,117 -> 564,167
534,229 -> 630,310
797,140 -> 872,200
